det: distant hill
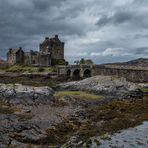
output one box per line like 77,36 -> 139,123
121,58 -> 148,67
105,58 -> 148,67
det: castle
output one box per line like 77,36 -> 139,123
7,35 -> 65,66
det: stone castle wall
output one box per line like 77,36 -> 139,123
7,35 -> 65,66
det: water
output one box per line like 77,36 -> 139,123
91,121 -> 148,148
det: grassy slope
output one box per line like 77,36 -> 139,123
4,65 -> 55,73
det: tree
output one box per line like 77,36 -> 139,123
74,60 -> 80,65
74,58 -> 94,65
79,58 -> 85,65
85,59 -> 94,65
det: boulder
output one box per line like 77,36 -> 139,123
138,83 -> 148,88
0,83 -> 54,105
57,76 -> 139,99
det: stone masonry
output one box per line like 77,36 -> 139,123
7,35 -> 65,66
57,65 -> 148,83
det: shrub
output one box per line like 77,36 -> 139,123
52,59 -> 65,65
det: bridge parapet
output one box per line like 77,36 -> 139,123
56,64 -> 148,82
65,64 -> 93,69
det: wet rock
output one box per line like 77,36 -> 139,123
0,83 -> 54,105
0,113 -> 47,147
122,88 -> 143,100
10,128 -> 47,144
92,121 -> 148,148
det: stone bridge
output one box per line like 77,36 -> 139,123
57,65 -> 94,78
57,65 -> 148,83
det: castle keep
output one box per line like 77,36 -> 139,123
7,35 -> 65,66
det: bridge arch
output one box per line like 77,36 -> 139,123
66,69 -> 71,77
73,69 -> 80,79
83,69 -> 91,78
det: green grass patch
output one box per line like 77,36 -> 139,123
54,91 -> 103,100
0,63 -> 9,70
5,65 -> 35,73
111,75 -> 120,80
139,86 -> 148,94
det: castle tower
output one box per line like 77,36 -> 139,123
39,35 -> 65,65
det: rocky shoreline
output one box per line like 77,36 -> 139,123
57,76 -> 142,99
92,121 -> 148,148
0,76 -> 148,147
0,83 -> 54,105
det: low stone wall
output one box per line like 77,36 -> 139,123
93,67 -> 148,83
57,65 -> 148,83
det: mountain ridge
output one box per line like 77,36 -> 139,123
104,58 -> 148,67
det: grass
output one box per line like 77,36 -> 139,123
139,86 -> 148,94
81,96 -> 148,138
16,114 -> 33,121
0,62 -> 9,70
54,91 -> 103,100
4,65 -> 56,73
0,102 -> 18,114
6,65 -> 35,73
111,75 -> 120,80
0,75 -> 65,87
0,101 -> 32,120
44,96 -> 148,145
46,120 -> 76,144
51,98 -> 69,107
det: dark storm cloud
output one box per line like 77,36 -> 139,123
134,47 -> 148,55
134,34 -> 148,40
31,0 -> 67,10
96,11 -> 133,27
0,0 -> 86,59
0,0 -> 84,38
0,0 -> 84,37
96,3 -> 148,30
0,0 -> 148,63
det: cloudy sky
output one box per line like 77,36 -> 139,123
0,0 -> 148,64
